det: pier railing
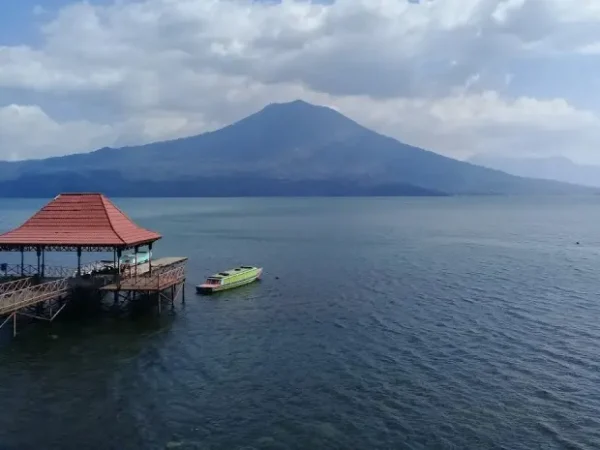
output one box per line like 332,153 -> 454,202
0,264 -> 37,278
117,264 -> 186,291
119,259 -> 185,279
0,278 -> 69,315
156,264 -> 186,289
0,277 -> 33,295
0,261 -> 115,280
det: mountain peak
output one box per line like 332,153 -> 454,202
268,99 -> 314,107
278,99 -> 312,107
261,99 -> 333,113
222,99 -> 367,141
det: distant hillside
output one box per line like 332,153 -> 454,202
0,171 -> 446,198
469,154 -> 600,188
0,100 -> 595,197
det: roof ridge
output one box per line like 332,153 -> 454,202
99,194 -> 126,245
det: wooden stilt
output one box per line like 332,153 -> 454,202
18,300 -> 67,322
0,313 -> 12,331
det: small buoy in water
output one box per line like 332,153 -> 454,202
50,334 -> 58,340
275,276 -> 279,280
576,241 -> 580,245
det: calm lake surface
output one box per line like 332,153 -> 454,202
1,197 -> 600,450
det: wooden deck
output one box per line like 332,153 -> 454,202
102,256 -> 187,292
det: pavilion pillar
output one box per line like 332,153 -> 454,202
148,242 -> 153,276
116,248 -> 122,286
36,246 -> 41,276
41,247 -> 45,278
77,246 -> 82,276
20,246 -> 24,277
134,245 -> 139,278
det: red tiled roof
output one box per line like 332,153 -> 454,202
0,193 -> 162,247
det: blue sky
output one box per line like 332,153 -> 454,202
1,0 -> 600,164
0,0 -> 76,45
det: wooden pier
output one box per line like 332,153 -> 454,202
0,193 -> 188,338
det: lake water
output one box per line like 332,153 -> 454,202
1,197 -> 600,450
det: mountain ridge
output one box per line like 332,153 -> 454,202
0,100 -> 595,197
469,154 -> 600,188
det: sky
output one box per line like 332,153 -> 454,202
1,0 -> 600,164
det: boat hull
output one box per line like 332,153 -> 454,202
196,268 -> 262,295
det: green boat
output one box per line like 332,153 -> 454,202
196,266 -> 263,294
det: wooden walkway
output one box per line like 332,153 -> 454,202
0,277 -> 69,316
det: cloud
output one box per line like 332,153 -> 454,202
329,91 -> 600,162
1,0 -> 600,163
0,104 -> 113,161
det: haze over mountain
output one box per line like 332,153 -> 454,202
469,155 -> 600,188
0,100 -> 594,197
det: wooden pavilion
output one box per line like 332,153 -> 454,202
0,192 -> 162,277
